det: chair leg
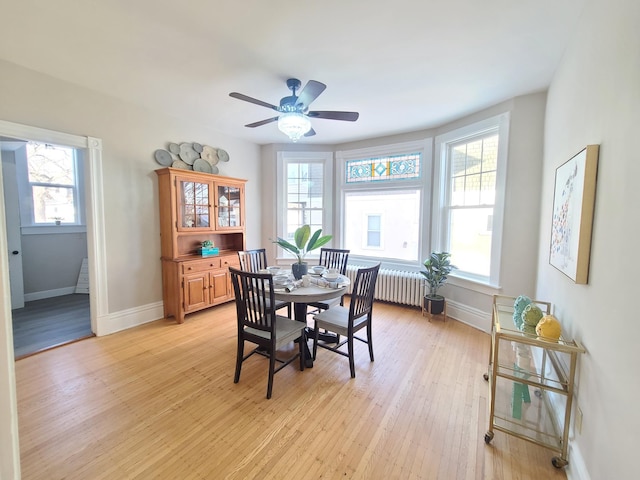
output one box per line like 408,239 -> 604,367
299,332 -> 305,371
267,344 -> 276,399
234,338 -> 244,383
348,335 -> 356,378
287,303 -> 292,318
312,322 -> 319,360
367,321 -> 374,362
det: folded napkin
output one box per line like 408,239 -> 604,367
309,275 -> 345,289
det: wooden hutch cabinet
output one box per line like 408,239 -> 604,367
155,167 -> 246,323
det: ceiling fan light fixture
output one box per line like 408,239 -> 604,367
277,111 -> 311,142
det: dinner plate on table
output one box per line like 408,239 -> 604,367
322,273 -> 343,282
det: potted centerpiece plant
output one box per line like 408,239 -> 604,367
420,252 -> 456,315
273,225 -> 332,279
199,240 -> 219,257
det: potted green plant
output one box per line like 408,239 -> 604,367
420,252 -> 456,315
273,225 -> 332,279
199,240 -> 218,257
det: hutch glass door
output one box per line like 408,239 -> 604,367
217,185 -> 242,228
180,180 -> 211,229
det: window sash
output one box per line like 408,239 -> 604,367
20,142 -> 82,226
337,140 -> 431,267
276,151 -> 333,259
433,113 -> 509,286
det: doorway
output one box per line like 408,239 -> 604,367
0,120 -> 108,337
0,119 -> 108,477
2,140 -> 92,357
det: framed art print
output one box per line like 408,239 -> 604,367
549,145 -> 599,284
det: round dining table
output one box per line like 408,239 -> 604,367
272,277 -> 350,367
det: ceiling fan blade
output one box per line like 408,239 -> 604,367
304,127 -> 316,137
296,80 -> 326,109
229,92 -> 278,111
245,117 -> 279,128
307,111 -> 359,122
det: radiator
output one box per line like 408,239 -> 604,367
345,265 -> 423,307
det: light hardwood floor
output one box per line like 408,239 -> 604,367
15,301 -> 568,479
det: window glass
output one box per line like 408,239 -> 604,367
339,145 -> 425,263
277,152 -> 332,255
26,142 -> 78,224
344,189 -> 420,259
434,113 -> 508,286
367,215 -> 382,247
346,153 -> 421,183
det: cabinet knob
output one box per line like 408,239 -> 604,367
187,267 -> 192,270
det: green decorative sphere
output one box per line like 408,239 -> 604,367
513,295 -> 532,329
522,304 -> 544,327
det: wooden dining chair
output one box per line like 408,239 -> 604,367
307,248 -> 350,313
229,267 -> 305,399
237,248 -> 291,318
312,263 -> 380,378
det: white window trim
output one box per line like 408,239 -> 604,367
336,139 -> 432,270
275,150 -> 334,261
15,144 -> 86,228
432,113 -> 510,288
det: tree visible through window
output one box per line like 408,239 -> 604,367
26,142 -> 78,224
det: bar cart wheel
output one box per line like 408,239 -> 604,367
483,372 -> 489,381
551,456 -> 568,469
484,431 -> 494,444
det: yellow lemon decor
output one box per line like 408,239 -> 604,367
536,314 -> 562,341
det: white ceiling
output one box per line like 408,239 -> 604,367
0,0 -> 586,146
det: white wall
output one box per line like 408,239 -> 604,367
0,59 -> 262,477
0,59 -> 262,314
538,1 -> 640,479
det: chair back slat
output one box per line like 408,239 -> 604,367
349,264 -> 381,321
230,267 -> 276,333
319,248 -> 350,275
237,248 -> 268,273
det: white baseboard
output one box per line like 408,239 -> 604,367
24,286 -> 77,302
95,301 -> 165,336
566,440 -> 590,480
446,299 -> 492,333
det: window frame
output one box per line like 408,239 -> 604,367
276,151 -> 334,261
432,113 -> 510,287
336,139 -> 432,270
15,142 -> 86,234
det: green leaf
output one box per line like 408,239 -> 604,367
294,225 -> 310,249
308,234 -> 332,251
306,229 -> 322,251
275,237 -> 300,255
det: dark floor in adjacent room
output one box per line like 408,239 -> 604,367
12,294 -> 92,358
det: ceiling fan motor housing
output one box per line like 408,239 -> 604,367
280,96 -> 301,112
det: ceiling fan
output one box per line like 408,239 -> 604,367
229,78 -> 359,141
